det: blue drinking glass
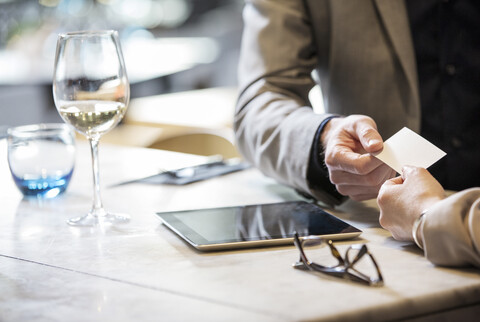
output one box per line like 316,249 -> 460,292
7,123 -> 76,198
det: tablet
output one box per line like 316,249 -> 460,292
156,201 -> 361,251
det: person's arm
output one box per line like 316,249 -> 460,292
377,166 -> 480,267
235,0 -> 338,205
235,0 -> 395,206
421,188 -> 480,267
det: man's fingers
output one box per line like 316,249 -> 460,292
329,163 -> 395,186
336,183 -> 382,199
352,118 -> 383,153
401,165 -> 416,180
383,176 -> 404,186
325,147 -> 385,174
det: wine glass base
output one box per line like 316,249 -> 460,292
67,212 -> 130,227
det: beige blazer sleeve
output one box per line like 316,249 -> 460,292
235,0 -> 334,204
422,188 -> 480,267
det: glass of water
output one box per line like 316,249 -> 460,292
7,123 -> 76,198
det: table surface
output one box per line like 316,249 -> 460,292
1,140 -> 480,322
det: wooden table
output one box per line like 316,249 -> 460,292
1,140 -> 479,321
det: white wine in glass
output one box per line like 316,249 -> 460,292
53,30 -> 130,226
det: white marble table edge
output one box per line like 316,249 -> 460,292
0,252 -> 292,321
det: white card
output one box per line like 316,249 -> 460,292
373,127 -> 446,174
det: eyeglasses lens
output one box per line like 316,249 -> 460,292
302,239 -> 339,267
345,246 -> 381,280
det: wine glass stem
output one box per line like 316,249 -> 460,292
89,138 -> 104,216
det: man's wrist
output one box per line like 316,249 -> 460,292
305,115 -> 345,205
309,115 -> 341,170
319,116 -> 341,148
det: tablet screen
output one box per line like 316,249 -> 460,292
156,201 -> 361,251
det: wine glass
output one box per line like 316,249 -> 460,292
53,30 -> 130,226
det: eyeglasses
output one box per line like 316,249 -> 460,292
292,232 -> 384,286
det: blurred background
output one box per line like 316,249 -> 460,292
0,0 -> 244,158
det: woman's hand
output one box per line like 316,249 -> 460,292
377,166 -> 445,241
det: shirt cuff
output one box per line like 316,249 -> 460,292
306,115 -> 346,205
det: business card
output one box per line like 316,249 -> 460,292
373,127 -> 446,174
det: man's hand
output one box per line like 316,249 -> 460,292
377,166 -> 445,241
321,115 -> 396,201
